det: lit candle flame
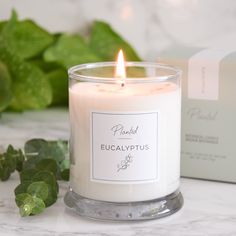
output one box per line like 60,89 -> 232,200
115,49 -> 126,86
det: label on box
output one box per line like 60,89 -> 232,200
188,48 -> 234,100
90,111 -> 159,184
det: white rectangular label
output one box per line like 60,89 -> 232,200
188,48 -> 233,100
91,111 -> 159,183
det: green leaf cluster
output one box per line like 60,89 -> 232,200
0,139 -> 69,217
0,10 -> 141,112
23,139 -> 69,180
0,11 -> 53,111
0,145 -> 24,181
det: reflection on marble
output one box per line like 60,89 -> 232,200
0,109 -> 236,235
1,0 -> 236,60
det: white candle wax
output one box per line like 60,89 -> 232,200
69,81 -> 181,202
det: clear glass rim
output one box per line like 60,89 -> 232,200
68,61 -> 181,84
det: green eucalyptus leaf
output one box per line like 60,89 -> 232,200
43,34 -> 101,68
61,169 -> 70,181
0,61 -> 12,112
14,181 -> 32,195
31,171 -> 58,207
0,20 -> 7,33
15,194 -> 27,208
0,165 -> 11,181
1,11 -> 54,59
27,181 -> 49,201
4,145 -> 16,172
0,144 -> 24,181
46,69 -> 68,106
15,149 -> 25,172
32,170 -> 58,193
5,145 -> 25,172
0,11 -> 52,111
59,159 -> 70,181
32,170 -> 56,185
47,140 -> 68,163
30,58 -> 60,73
24,139 -> 48,159
20,169 -> 37,183
35,159 -> 57,175
0,41 -> 52,111
24,139 -> 68,163
31,197 -> 46,215
44,184 -> 57,207
10,61 -> 52,110
19,204 -> 32,217
89,21 -> 141,61
60,159 -> 70,171
15,193 -> 34,208
22,158 -> 40,170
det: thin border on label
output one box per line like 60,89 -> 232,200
90,111 -> 159,184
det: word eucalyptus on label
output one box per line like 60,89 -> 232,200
100,144 -> 149,152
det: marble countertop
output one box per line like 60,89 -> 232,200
0,109 -> 236,236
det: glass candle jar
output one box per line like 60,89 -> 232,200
64,61 -> 183,221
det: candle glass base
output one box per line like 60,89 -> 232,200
64,188 -> 183,221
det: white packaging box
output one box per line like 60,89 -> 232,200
159,46 -> 236,183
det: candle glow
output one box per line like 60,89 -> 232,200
115,50 -> 126,85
